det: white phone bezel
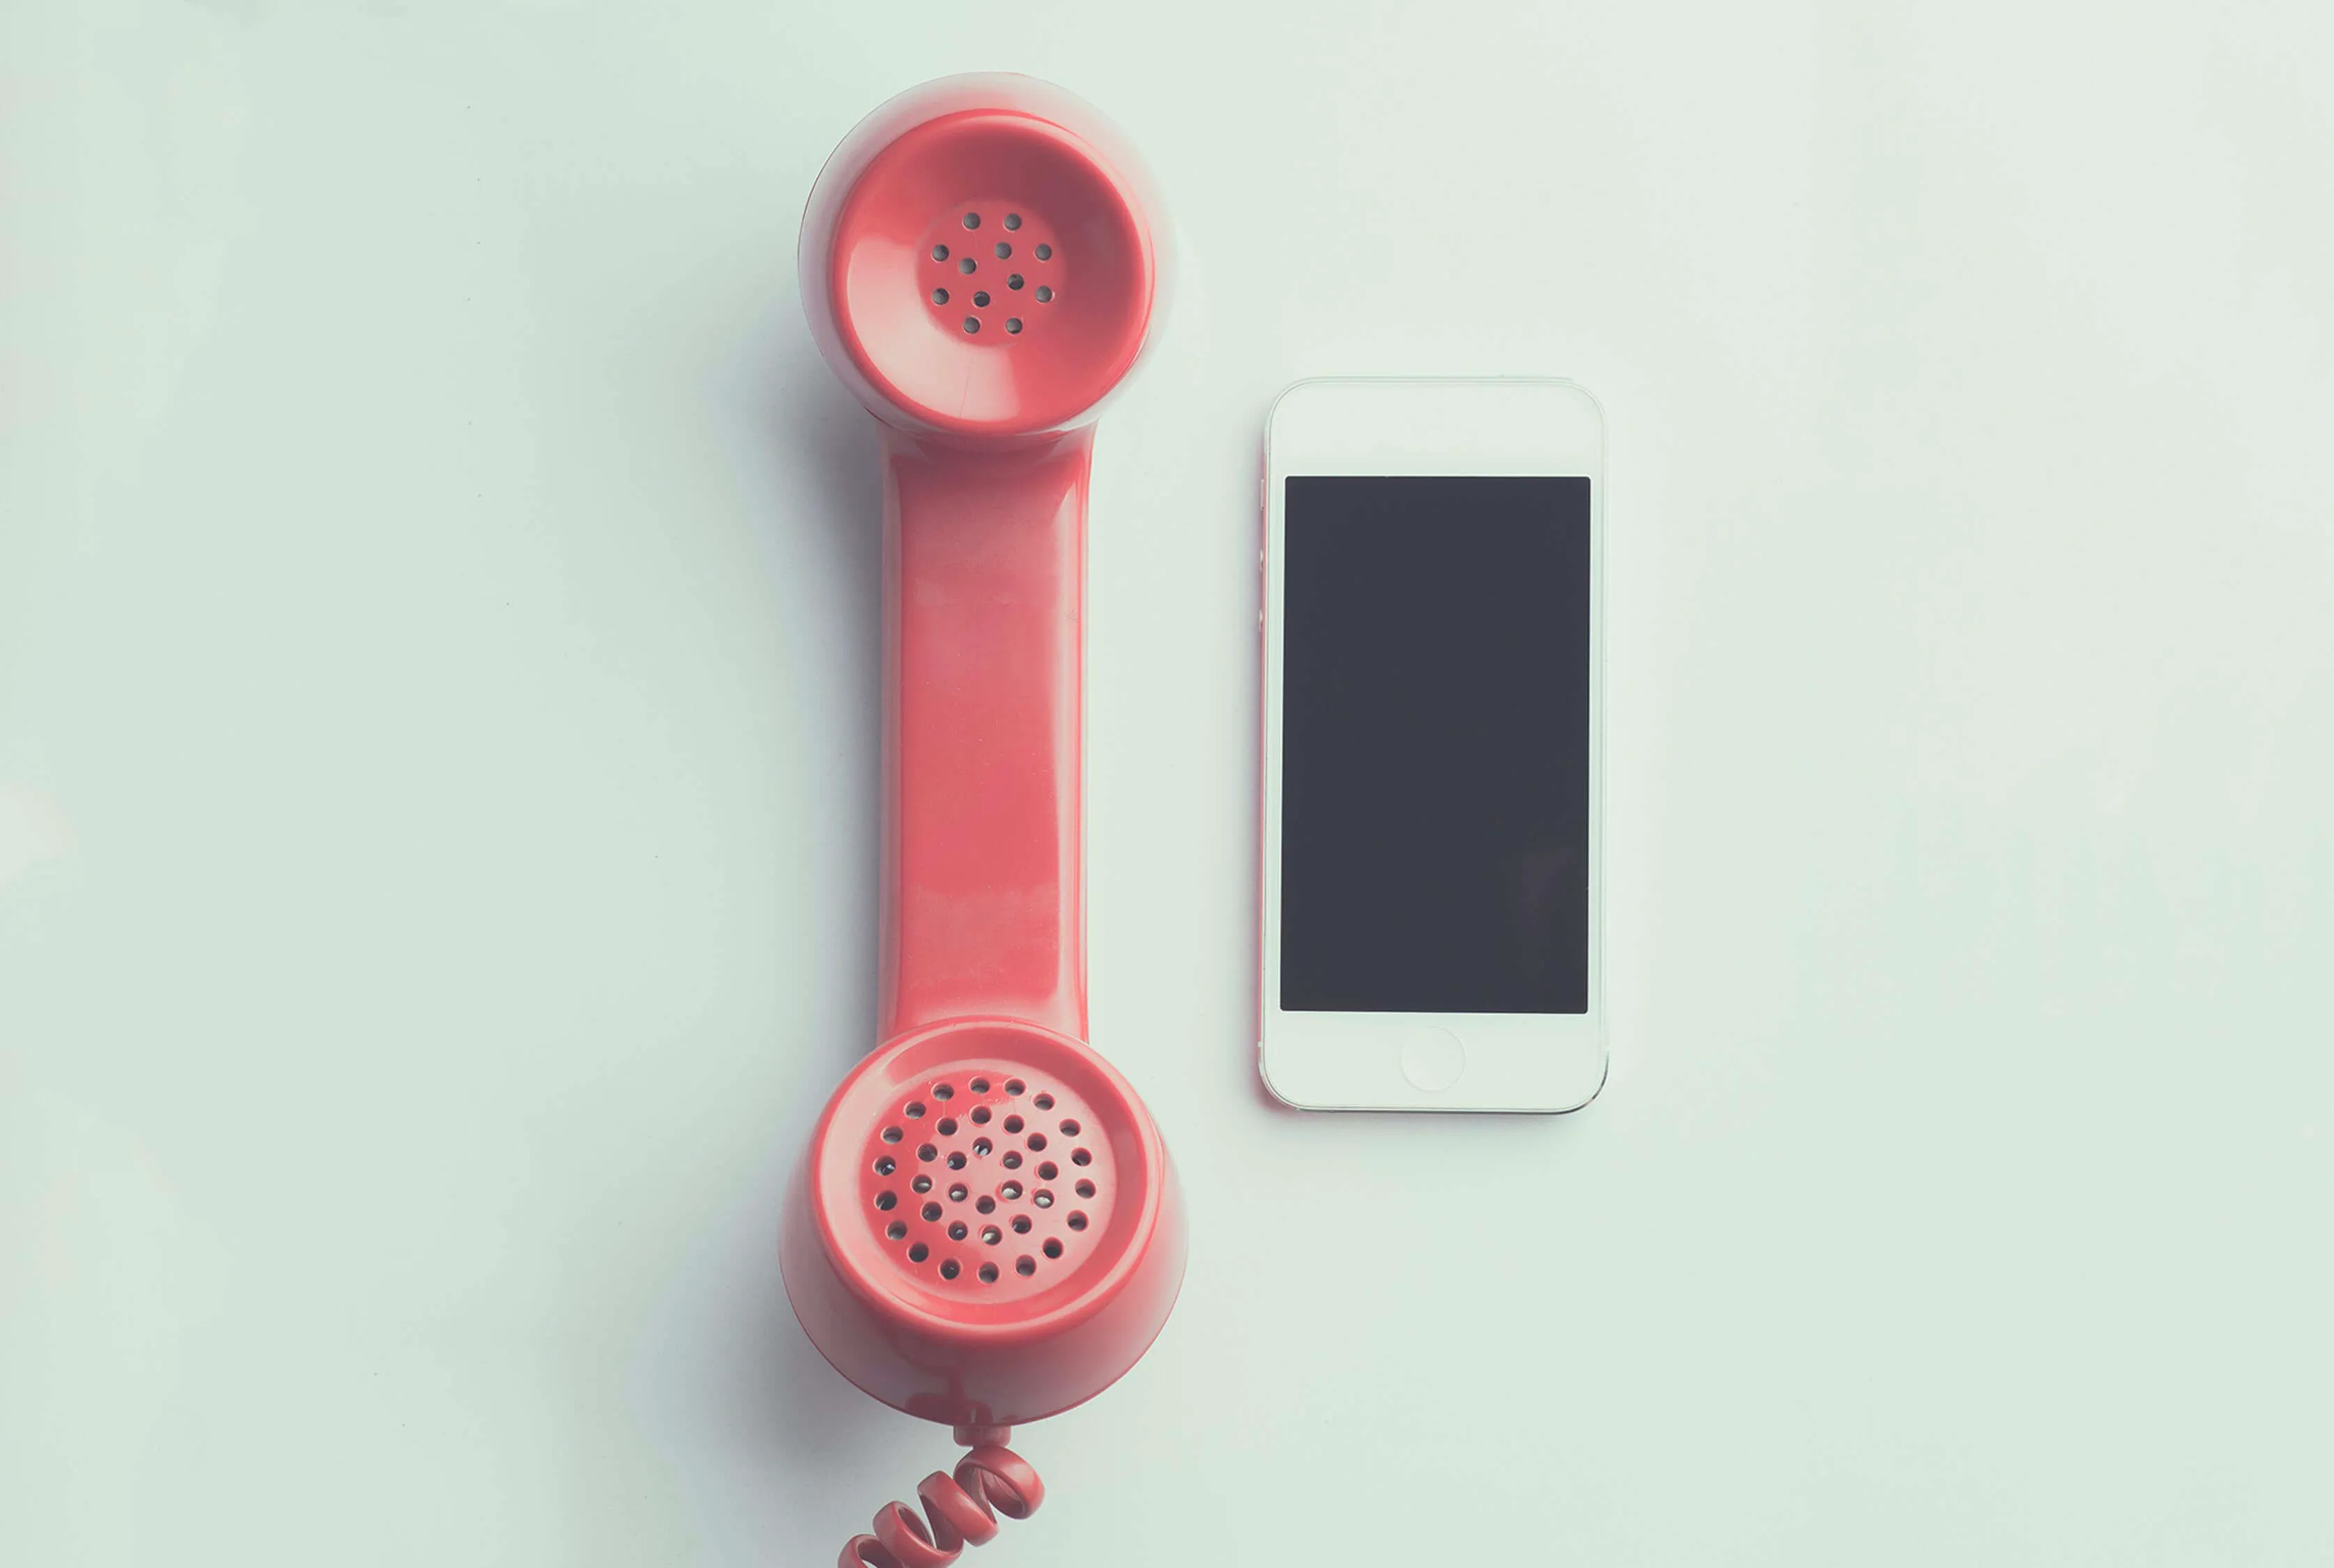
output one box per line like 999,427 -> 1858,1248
1259,377 -> 1606,1113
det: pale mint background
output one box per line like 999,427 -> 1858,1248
3,2 -> 2331,1564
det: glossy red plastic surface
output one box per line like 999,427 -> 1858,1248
799,73 -> 1166,443
781,75 -> 1183,1436
830,116 -> 1153,437
877,429 -> 1090,1043
842,1436 -> 1043,1568
781,1017 -> 1185,1427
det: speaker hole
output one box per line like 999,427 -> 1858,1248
1016,1256 -> 1036,1275
921,1202 -> 942,1222
970,1106 -> 991,1125
1043,1239 -> 1064,1259
1008,274 -> 1024,290
994,243 -> 1011,259
1059,1119 -> 1080,1137
1003,213 -> 1022,230
1032,1093 -> 1054,1112
946,1151 -> 967,1169
1000,1181 -> 1024,1201
976,1195 -> 996,1214
962,212 -> 981,229
1075,1179 -> 1095,1198
1067,1211 -> 1088,1231
905,1102 -> 925,1119
972,1137 -> 993,1157
936,1117 -> 957,1137
972,291 -> 990,307
881,1126 -> 902,1144
1003,1116 -> 1024,1134
1037,1162 -> 1058,1181
1035,285 -> 1054,303
947,1221 -> 968,1241
909,1243 -> 928,1263
932,245 -> 949,261
1005,1079 -> 1025,1096
886,1221 -> 907,1240
1034,243 -> 1052,261
912,1174 -> 932,1194
981,1225 -> 1001,1245
1027,1133 -> 1047,1153
874,1191 -> 897,1210
932,1084 -> 954,1100
947,1183 -> 968,1203
1033,1190 -> 1054,1210
1006,318 -> 1022,334
958,258 -> 976,275
1070,1148 -> 1091,1166
962,317 -> 978,334
873,1155 -> 896,1176
1012,1215 -> 1032,1234
1002,1151 -> 1022,1169
970,1077 -> 991,1094
940,1258 -> 960,1279
979,1262 -> 999,1284
931,289 -> 949,305
917,1144 -> 937,1162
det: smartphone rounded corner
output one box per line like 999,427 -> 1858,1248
1264,376 -> 1339,447
1254,1036 -> 1322,1113
1541,376 -> 1606,428
1549,1033 -> 1610,1115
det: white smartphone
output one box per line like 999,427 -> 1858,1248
1259,378 -> 1606,1112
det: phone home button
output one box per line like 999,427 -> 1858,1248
1399,1028 -> 1467,1093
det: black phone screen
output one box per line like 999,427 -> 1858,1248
1278,475 -> 1591,1015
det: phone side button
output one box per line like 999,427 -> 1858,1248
1399,1028 -> 1466,1093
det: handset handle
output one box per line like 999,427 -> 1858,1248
877,425 -> 1091,1045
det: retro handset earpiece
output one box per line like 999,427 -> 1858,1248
780,76 -> 1185,1567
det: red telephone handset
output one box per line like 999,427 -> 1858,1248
779,76 -> 1185,1567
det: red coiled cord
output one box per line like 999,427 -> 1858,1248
839,1424 -> 1047,1568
